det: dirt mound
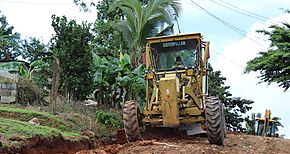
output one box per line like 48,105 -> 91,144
78,130 -> 290,154
0,135 -> 95,154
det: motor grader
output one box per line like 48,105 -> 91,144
256,110 -> 279,137
122,33 -> 226,145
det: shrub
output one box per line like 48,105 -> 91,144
95,110 -> 122,129
17,78 -> 46,106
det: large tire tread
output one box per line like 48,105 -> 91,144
123,101 -> 141,142
205,96 -> 225,145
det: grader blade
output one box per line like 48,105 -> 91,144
181,124 -> 206,136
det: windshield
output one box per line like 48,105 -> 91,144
150,39 -> 198,70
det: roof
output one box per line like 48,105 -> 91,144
146,33 -> 202,43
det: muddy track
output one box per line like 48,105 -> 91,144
78,128 -> 290,154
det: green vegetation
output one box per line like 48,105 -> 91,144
111,0 -> 181,64
0,118 -> 79,139
0,105 -> 61,122
95,110 -> 122,139
0,105 -> 84,148
96,110 -> 122,128
208,65 -> 254,131
245,22 -> 290,91
93,53 -> 145,107
51,15 -> 95,101
0,11 -> 21,61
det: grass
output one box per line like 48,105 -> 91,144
0,103 -> 123,148
0,105 -> 58,119
0,117 -> 79,138
0,105 -> 70,131
0,105 -> 86,148
0,117 -> 80,147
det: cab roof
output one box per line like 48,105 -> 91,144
146,33 -> 202,43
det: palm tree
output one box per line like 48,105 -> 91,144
110,0 -> 181,65
271,116 -> 283,133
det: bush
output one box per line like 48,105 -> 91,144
17,78 -> 46,106
95,110 -> 122,129
94,110 -> 122,139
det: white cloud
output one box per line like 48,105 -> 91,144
0,0 -> 96,42
213,13 -> 290,138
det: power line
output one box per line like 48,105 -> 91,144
210,48 -> 244,69
216,0 -> 282,24
207,0 -> 279,24
187,0 -> 267,47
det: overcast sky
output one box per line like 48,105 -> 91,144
0,0 -> 289,138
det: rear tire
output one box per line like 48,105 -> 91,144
123,101 -> 141,142
205,97 -> 225,145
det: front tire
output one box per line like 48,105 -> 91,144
205,97 -> 225,145
123,101 -> 141,142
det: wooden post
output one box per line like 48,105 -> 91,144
50,57 -> 60,114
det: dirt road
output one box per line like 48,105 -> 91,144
78,130 -> 290,154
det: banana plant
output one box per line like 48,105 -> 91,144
18,59 -> 48,80
0,61 -> 22,73
0,59 -> 49,82
92,52 -> 145,108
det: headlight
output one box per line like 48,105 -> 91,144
186,69 -> 194,76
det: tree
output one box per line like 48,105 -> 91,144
245,113 -> 256,135
50,15 -> 95,101
0,11 -> 21,61
245,23 -> 290,91
110,0 -> 182,65
271,116 -> 284,133
208,64 -> 254,131
91,0 -> 127,57
21,37 -> 49,63
74,0 -> 127,57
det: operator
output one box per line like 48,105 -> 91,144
172,56 -> 185,68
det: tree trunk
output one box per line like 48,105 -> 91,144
49,57 -> 60,114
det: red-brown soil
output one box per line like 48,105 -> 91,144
0,135 -> 94,154
2,128 -> 290,154
77,128 -> 290,154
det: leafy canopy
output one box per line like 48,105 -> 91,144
245,23 -> 290,91
50,15 -> 95,101
208,64 -> 254,131
0,11 -> 21,61
92,0 -> 127,57
110,0 -> 182,64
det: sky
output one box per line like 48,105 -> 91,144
0,0 -> 289,138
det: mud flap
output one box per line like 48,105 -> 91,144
180,123 -> 206,136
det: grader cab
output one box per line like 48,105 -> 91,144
122,33 -> 226,145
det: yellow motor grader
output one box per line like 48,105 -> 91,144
122,33 -> 226,145
256,110 -> 279,137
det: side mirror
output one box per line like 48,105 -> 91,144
203,42 -> 210,67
